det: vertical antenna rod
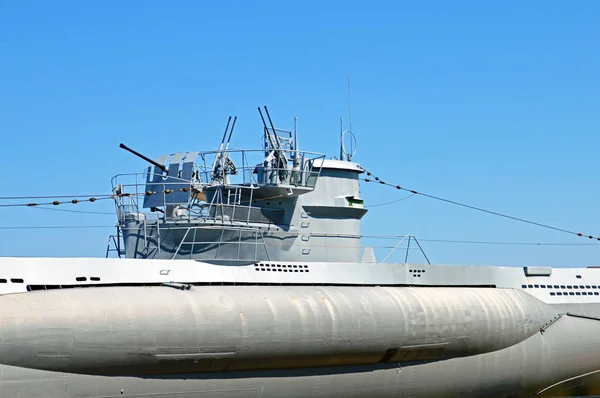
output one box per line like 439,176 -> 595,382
293,116 -> 298,159
339,117 -> 345,161
348,75 -> 353,134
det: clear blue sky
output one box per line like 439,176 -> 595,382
1,1 -> 599,267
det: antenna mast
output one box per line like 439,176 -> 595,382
294,116 -> 298,160
340,75 -> 357,161
340,117 -> 344,161
348,75 -> 353,135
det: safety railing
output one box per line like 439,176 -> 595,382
171,225 -> 271,261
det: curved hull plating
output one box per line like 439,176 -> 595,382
2,313 -> 600,397
1,286 -> 549,375
2,285 -> 600,396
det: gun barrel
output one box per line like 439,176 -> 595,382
119,143 -> 168,173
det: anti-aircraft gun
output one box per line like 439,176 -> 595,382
211,116 -> 238,184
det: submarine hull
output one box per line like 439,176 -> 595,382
0,286 -> 550,375
2,286 -> 600,396
2,312 -> 600,397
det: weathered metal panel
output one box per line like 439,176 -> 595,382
2,312 -> 600,397
0,286 -> 550,376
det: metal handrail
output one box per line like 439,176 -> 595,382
105,234 -> 124,258
171,225 -> 271,261
382,235 -> 431,264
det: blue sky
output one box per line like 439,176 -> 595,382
1,1 -> 599,266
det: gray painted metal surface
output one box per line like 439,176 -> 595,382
0,286 -> 551,375
2,312 -> 600,397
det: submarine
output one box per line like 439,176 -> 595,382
1,107 -> 600,397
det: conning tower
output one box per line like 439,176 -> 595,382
112,108 -> 367,262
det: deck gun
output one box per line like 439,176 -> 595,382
119,143 -> 168,173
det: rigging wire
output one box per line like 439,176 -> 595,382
0,194 -> 113,200
360,167 -> 600,241
0,197 -> 112,208
0,186 -> 288,209
30,206 -> 115,215
415,238 -> 599,246
0,225 -> 115,230
0,186 -> 210,209
367,194 -> 416,208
